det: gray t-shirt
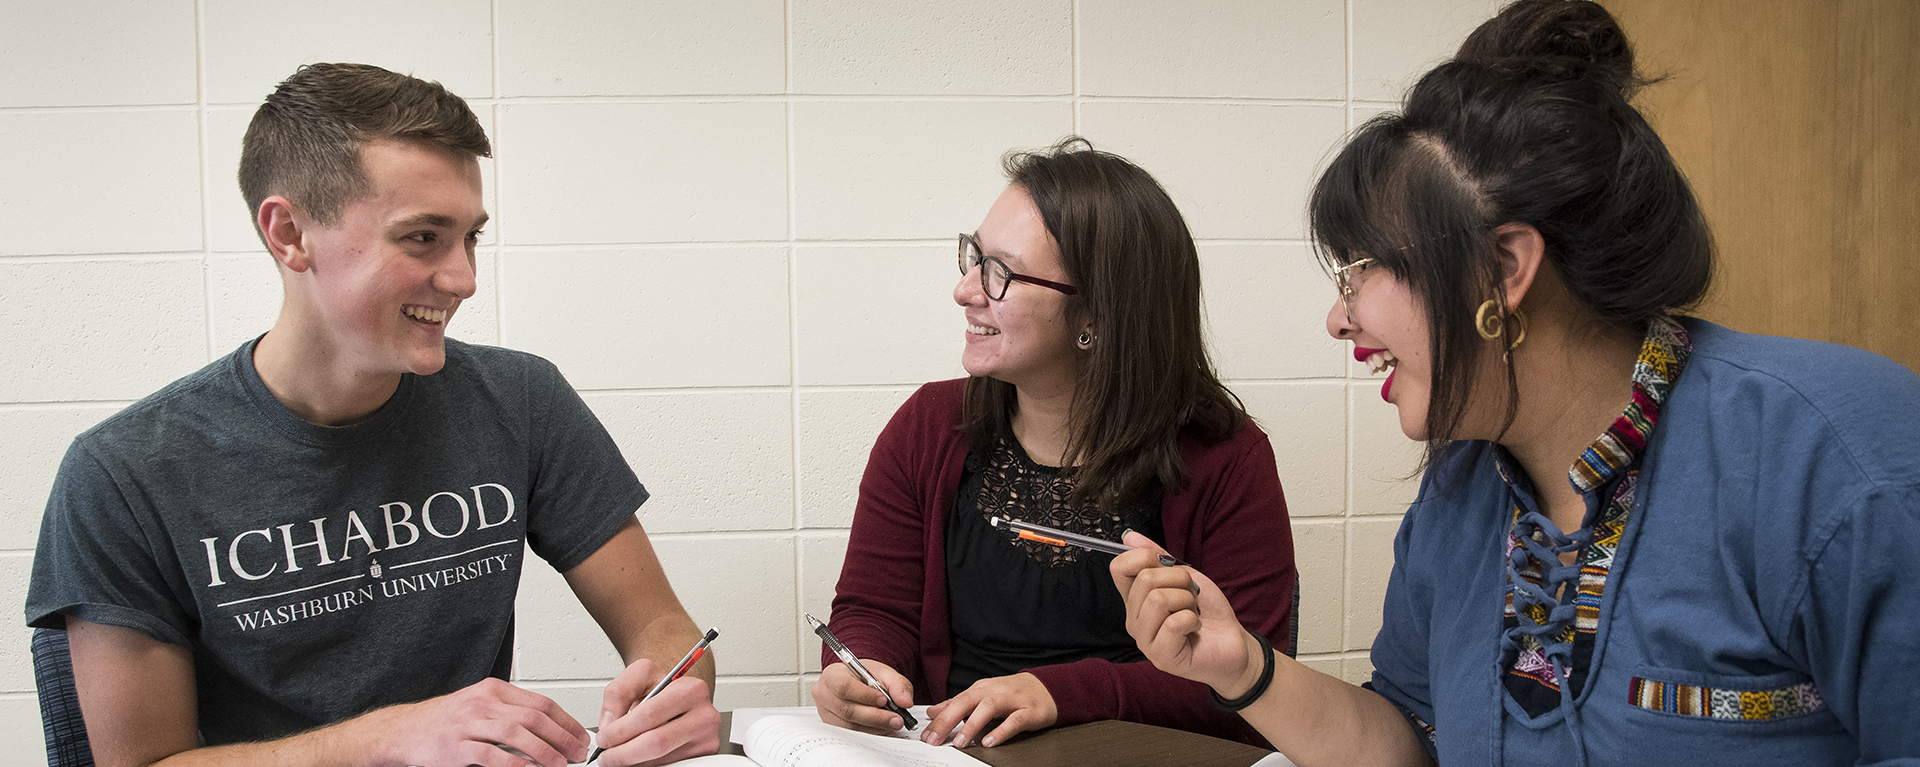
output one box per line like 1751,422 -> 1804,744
26,338 -> 646,744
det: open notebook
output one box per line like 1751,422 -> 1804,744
577,706 -> 985,767
575,706 -> 1301,767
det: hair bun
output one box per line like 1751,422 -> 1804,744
1455,0 -> 1643,96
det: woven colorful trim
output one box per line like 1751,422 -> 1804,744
1406,708 -> 1437,746
1629,677 -> 1826,721
1569,317 -> 1691,493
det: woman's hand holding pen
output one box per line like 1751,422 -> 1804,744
1111,531 -> 1264,699
922,672 -> 1058,748
812,659 -> 916,735
595,657 -> 722,767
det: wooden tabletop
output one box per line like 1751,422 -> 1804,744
962,719 -> 1272,767
719,713 -> 1273,767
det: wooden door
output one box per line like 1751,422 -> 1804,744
1604,0 -> 1918,372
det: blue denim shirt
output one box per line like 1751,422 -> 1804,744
1368,319 -> 1920,766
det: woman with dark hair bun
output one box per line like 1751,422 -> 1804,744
1114,2 -> 1920,765
814,138 -> 1297,749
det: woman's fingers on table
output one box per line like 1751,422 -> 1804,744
974,700 -> 1047,749
811,660 -> 913,734
922,672 -> 1056,748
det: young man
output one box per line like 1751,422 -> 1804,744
25,63 -> 719,767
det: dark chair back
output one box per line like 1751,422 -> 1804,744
32,628 -> 94,767
1287,577 -> 1300,658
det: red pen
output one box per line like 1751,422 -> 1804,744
644,627 -> 719,701
591,627 -> 718,762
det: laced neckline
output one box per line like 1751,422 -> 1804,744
1491,317 -> 1693,766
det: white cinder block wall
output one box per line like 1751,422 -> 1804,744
0,0 -> 1503,760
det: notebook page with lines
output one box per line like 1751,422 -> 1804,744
739,712 -> 985,767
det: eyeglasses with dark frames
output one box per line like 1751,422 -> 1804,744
958,233 -> 1078,301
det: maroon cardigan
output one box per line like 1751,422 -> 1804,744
825,379 -> 1296,747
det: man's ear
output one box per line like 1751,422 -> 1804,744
257,196 -> 313,273
1490,222 -> 1546,309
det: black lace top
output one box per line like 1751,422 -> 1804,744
944,435 -> 1165,694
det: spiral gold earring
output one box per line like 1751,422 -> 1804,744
1476,300 -> 1527,359
1077,331 -> 1094,349
1475,299 -> 1505,340
1506,309 -> 1528,352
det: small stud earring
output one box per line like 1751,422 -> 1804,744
1076,331 -> 1094,349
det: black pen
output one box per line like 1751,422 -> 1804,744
806,613 -> 917,730
588,628 -> 719,763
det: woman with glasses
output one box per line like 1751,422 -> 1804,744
813,138 -> 1297,749
1113,2 -> 1920,765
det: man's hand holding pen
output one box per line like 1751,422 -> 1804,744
594,655 -> 723,767
812,658 -> 918,734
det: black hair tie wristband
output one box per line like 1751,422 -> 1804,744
1210,631 -> 1275,712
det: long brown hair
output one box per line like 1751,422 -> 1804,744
962,137 -> 1245,510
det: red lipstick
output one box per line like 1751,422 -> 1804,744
1353,346 -> 1394,402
